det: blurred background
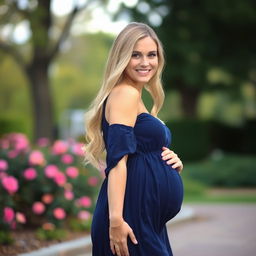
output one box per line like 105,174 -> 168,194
0,0 -> 256,255
1,0 -> 256,195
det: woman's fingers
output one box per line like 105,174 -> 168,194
166,157 -> 179,165
161,147 -> 183,172
161,148 -> 174,157
114,244 -> 121,256
109,222 -> 136,256
175,163 -> 183,172
110,240 -> 115,255
129,229 -> 138,245
121,240 -> 129,256
172,161 -> 182,168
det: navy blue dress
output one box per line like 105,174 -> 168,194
91,98 -> 184,256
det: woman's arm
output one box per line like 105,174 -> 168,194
107,85 -> 139,256
108,155 -> 128,226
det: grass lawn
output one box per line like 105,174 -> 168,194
184,188 -> 256,203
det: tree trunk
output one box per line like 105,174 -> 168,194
27,59 -> 54,142
179,87 -> 200,118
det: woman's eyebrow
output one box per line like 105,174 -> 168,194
149,50 -> 157,54
132,50 -> 158,54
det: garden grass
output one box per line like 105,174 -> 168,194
184,189 -> 256,203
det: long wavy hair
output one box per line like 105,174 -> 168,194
83,22 -> 165,168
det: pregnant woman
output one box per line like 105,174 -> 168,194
84,22 -> 184,256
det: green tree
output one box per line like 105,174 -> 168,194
117,0 -> 256,117
0,0 -> 107,141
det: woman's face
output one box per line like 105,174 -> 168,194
123,36 -> 158,86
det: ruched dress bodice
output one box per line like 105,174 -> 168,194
91,99 -> 184,256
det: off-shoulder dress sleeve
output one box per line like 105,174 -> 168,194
105,124 -> 137,177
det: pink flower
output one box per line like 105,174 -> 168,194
45,165 -> 59,178
77,210 -> 91,220
16,212 -> 26,224
64,190 -> 74,200
3,207 -> 15,223
72,143 -> 84,156
77,196 -> 92,208
66,166 -> 79,179
13,133 -> 29,152
88,176 -> 99,187
32,202 -> 45,215
54,171 -> 66,186
53,208 -> 66,220
8,150 -> 18,159
61,154 -> 74,164
52,140 -> 68,155
2,176 -> 19,194
23,168 -> 37,180
29,150 -> 45,166
37,137 -> 49,147
0,159 -> 8,171
42,194 -> 54,204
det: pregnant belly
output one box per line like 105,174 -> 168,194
126,153 -> 184,229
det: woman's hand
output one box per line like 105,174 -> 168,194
109,219 -> 138,256
161,147 -> 183,173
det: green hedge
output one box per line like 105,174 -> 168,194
185,154 -> 256,187
165,119 -> 256,162
211,119 -> 256,155
166,119 -> 211,161
0,116 -> 31,138
0,117 -> 25,134
182,177 -> 206,196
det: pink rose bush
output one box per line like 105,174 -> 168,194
23,168 -> 37,180
3,207 -> 15,223
0,133 -> 102,243
1,176 -> 19,194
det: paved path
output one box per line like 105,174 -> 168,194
20,204 -> 256,256
80,204 -> 256,256
169,204 -> 256,256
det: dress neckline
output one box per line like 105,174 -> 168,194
102,96 -> 166,127
103,111 -> 152,126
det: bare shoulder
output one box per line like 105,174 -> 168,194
111,84 -> 140,101
107,85 -> 140,126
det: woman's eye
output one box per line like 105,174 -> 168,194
131,53 -> 140,58
148,53 -> 157,58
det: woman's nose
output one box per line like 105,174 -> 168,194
140,56 -> 149,66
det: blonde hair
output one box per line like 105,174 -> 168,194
84,22 -> 165,168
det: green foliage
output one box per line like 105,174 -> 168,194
36,228 -> 67,241
184,193 -> 256,203
166,119 -> 211,161
165,118 -> 256,162
119,0 -> 256,117
68,218 -> 91,232
123,0 -> 256,88
210,119 -> 256,154
185,154 -> 256,187
0,133 -> 102,242
0,231 -> 14,245
182,177 -> 206,196
0,116 -> 28,137
0,32 -> 113,138
52,33 -> 113,116
0,55 -> 32,138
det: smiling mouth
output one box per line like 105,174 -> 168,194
135,69 -> 151,74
